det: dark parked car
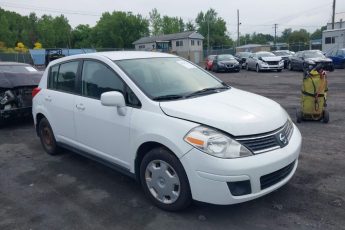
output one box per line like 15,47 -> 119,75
272,50 -> 293,69
288,50 -> 334,72
327,48 -> 345,69
204,55 -> 216,71
234,52 -> 252,69
0,62 -> 42,125
212,54 -> 240,72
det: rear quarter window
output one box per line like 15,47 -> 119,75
48,61 -> 79,94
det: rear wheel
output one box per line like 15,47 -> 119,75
140,147 -> 192,211
38,117 -> 59,155
296,109 -> 302,123
323,110 -> 329,123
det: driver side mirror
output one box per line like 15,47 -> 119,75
101,91 -> 127,116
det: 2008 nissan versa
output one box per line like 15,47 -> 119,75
32,51 -> 302,211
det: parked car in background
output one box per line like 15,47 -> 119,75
234,52 -> 252,69
0,62 -> 42,125
32,51 -> 301,211
212,54 -> 240,72
288,50 -> 334,72
272,50 -> 294,69
327,48 -> 345,69
204,55 -> 216,70
246,52 -> 284,72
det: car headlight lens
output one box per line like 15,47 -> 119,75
184,126 -> 253,158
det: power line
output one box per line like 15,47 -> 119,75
0,1 -> 102,16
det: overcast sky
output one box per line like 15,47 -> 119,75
1,0 -> 344,38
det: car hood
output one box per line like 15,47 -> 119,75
0,72 -> 43,88
261,57 -> 282,62
305,57 -> 332,63
159,88 -> 287,136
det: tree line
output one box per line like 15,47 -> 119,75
0,7 -> 325,51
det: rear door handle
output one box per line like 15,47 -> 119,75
45,96 -> 52,102
75,104 -> 85,111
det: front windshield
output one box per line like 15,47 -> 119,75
237,52 -> 251,58
274,51 -> 289,56
257,52 -> 275,57
218,54 -> 235,61
115,57 -> 226,100
0,65 -> 38,73
304,51 -> 325,59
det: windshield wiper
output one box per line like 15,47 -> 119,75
185,86 -> 229,98
153,94 -> 185,101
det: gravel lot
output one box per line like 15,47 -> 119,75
1,68 -> 344,230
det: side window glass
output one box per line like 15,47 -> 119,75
48,65 -> 59,89
56,61 -> 79,93
82,61 -> 124,99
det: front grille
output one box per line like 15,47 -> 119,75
260,161 -> 295,190
266,61 -> 279,65
236,120 -> 294,154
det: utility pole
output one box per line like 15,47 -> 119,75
332,0 -> 336,29
237,9 -> 240,47
207,17 -> 210,53
274,23 -> 278,50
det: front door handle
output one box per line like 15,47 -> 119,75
45,96 -> 52,102
75,104 -> 85,111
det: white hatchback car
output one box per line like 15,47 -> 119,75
32,51 -> 301,211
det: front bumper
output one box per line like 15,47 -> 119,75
260,63 -> 284,70
218,64 -> 240,72
0,107 -> 32,120
180,124 -> 302,205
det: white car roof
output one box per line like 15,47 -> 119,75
97,51 -> 176,60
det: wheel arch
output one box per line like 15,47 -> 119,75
35,113 -> 46,136
134,141 -> 175,181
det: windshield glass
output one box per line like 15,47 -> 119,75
274,51 -> 289,56
218,54 -> 235,61
0,65 -> 38,73
257,52 -> 275,57
237,52 -> 251,58
115,57 -> 226,100
304,51 -> 325,59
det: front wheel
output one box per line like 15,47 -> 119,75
256,64 -> 260,73
38,117 -> 60,155
140,147 -> 192,211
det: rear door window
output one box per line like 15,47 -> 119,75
48,61 -> 79,94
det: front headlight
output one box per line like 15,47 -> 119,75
184,126 -> 253,158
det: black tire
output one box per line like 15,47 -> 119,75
342,61 -> 345,69
288,62 -> 293,71
277,69 -> 282,72
38,117 -> 59,155
212,65 -> 218,73
323,110 -> 329,123
140,147 -> 192,211
256,64 -> 260,73
296,109 -> 302,123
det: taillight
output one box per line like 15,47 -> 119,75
32,87 -> 41,98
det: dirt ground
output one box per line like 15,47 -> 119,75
0,68 -> 344,230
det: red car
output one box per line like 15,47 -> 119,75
204,55 -> 216,70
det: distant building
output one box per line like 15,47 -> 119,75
235,44 -> 271,53
268,42 -> 289,50
326,12 -> 345,30
133,31 -> 204,64
322,13 -> 345,53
